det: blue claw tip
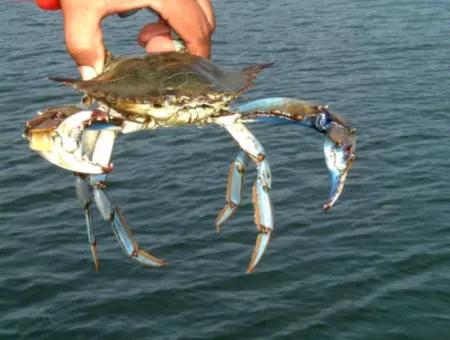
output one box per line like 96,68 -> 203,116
323,135 -> 355,211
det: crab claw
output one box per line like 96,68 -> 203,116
25,108 -> 117,174
323,124 -> 356,211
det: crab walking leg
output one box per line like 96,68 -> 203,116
91,179 -> 166,267
223,123 -> 273,273
73,129 -> 105,270
75,174 -> 99,271
88,129 -> 166,267
215,151 -> 249,232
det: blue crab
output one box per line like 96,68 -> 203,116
24,52 -> 356,273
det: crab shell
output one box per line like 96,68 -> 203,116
50,52 -> 273,125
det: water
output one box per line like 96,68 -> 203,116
1,1 -> 449,339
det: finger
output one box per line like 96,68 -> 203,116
137,22 -> 171,47
196,0 -> 216,31
152,0 -> 212,58
60,0 -> 105,73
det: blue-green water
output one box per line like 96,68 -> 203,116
1,1 -> 449,339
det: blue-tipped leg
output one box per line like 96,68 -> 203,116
75,175 -> 99,271
90,176 -> 167,268
215,151 -> 249,232
111,206 -> 167,267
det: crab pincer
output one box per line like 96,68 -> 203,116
235,97 -> 356,213
323,124 -> 356,211
24,106 -> 117,174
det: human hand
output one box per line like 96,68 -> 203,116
137,1 -> 215,57
60,0 -> 215,80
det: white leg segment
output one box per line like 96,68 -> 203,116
224,123 -> 266,161
215,151 -> 249,232
222,123 -> 274,273
91,130 -> 116,169
75,174 -> 99,271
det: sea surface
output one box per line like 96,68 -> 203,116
1,1 -> 449,339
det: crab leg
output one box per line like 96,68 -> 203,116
75,126 -> 117,270
73,128 -> 110,270
84,129 -> 166,268
90,175 -> 166,267
71,128 -> 103,270
215,151 -> 249,232
222,123 -> 273,273
75,174 -> 98,271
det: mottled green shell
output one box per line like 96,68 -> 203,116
67,52 -> 267,102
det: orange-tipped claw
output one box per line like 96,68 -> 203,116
247,231 -> 271,273
110,205 -> 167,268
90,244 -> 100,272
215,151 -> 247,233
215,204 -> 238,233
136,250 -> 167,267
